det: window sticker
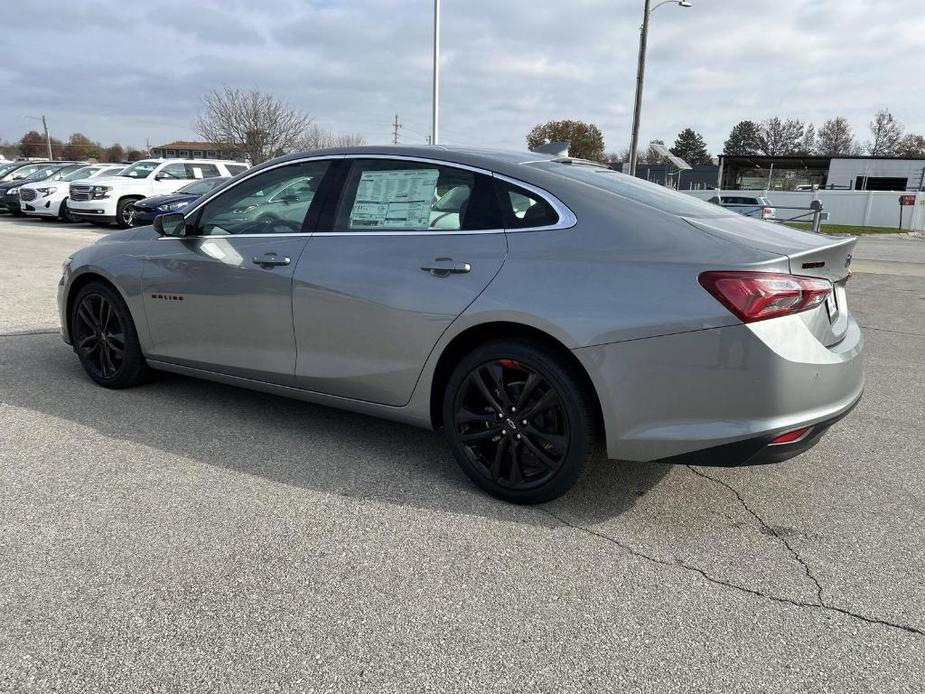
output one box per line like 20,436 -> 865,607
350,168 -> 439,229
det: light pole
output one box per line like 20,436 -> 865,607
432,0 -> 440,145
23,114 -> 53,159
627,0 -> 692,177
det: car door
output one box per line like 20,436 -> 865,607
292,157 -> 507,405
141,159 -> 332,384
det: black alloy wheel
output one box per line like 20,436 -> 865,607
70,281 -> 149,388
444,340 -> 596,503
73,292 -> 126,380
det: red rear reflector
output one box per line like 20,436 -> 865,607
698,271 -> 832,323
769,427 -> 811,445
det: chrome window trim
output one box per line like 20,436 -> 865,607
172,152 -> 577,238
492,172 -> 577,232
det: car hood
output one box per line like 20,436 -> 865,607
88,175 -> 147,187
134,192 -> 200,208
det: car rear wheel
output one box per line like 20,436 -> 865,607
116,199 -> 137,229
443,339 -> 597,504
71,281 -> 149,388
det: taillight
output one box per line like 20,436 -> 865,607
698,271 -> 832,323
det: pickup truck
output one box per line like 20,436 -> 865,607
68,158 -> 247,228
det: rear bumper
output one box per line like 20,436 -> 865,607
574,312 -> 864,462
652,390 -> 861,467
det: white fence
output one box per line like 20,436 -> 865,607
683,189 -> 925,231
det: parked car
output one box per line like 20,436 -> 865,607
708,194 -> 776,220
0,161 -> 78,211
129,176 -> 230,226
20,164 -> 125,222
67,158 -> 248,228
57,146 -> 862,503
1,163 -> 86,215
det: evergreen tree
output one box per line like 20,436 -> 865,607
723,120 -> 761,155
670,128 -> 712,165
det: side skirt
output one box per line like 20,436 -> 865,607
146,359 -> 433,430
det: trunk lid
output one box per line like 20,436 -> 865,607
684,215 -> 857,346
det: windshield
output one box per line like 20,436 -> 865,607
177,177 -> 227,195
0,163 -> 22,178
533,161 -> 735,219
9,163 -> 48,180
62,166 -> 100,182
118,160 -> 159,179
23,166 -> 65,182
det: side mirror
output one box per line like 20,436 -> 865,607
153,212 -> 186,237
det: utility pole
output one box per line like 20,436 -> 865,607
432,0 -> 440,145
392,114 -> 402,144
41,115 -> 52,159
628,0 -> 650,177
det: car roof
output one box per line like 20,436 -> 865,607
269,144 -> 560,177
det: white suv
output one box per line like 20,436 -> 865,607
19,163 -> 125,222
68,158 -> 248,228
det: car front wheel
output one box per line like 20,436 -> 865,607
71,281 -> 149,388
116,199 -> 136,229
443,339 -> 597,504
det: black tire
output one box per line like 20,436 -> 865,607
442,339 -> 597,504
115,198 -> 137,229
59,198 -> 78,223
71,281 -> 149,388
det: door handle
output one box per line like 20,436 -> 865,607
420,258 -> 471,277
253,254 -> 291,267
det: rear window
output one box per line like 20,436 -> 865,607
226,164 -> 247,175
533,161 -> 734,219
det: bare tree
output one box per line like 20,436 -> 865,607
895,133 -> 925,158
817,117 -> 859,155
757,117 -> 805,156
297,124 -> 366,151
195,87 -> 313,165
866,108 -> 904,156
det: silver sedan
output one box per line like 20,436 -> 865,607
58,146 -> 863,503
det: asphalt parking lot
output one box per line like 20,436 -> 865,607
0,215 -> 923,693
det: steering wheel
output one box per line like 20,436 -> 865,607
255,214 -> 303,232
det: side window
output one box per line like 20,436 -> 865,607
494,179 -> 559,229
158,163 -> 190,180
333,159 -> 500,231
225,164 -> 247,176
186,163 -> 220,179
193,160 -> 330,236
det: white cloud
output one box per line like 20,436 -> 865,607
1,0 -> 923,155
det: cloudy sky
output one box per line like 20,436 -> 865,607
2,0 -> 923,155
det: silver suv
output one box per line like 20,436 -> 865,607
709,194 -> 776,221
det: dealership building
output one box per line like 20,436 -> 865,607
716,155 -> 925,192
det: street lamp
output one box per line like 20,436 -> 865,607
22,114 -> 53,160
627,0 -> 692,177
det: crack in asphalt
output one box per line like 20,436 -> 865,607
686,466 -> 826,606
540,480 -> 925,638
859,325 -> 925,338
0,328 -> 59,338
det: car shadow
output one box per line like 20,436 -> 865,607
1,334 -> 671,526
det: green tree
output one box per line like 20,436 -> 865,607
62,132 -> 102,160
526,119 -> 605,161
723,120 -> 761,155
670,128 -> 712,165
